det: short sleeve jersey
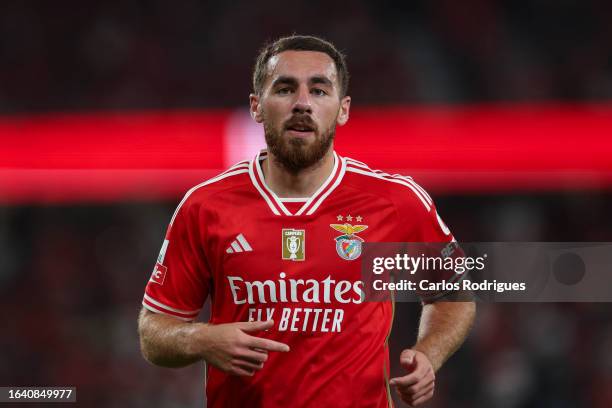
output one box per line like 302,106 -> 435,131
143,150 -> 458,408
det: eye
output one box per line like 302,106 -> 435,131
276,87 -> 292,95
311,88 -> 327,96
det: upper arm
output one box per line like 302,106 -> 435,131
138,307 -> 166,336
141,197 -> 211,321
137,306 -> 193,343
137,307 -> 156,329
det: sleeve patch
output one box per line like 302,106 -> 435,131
150,262 -> 168,285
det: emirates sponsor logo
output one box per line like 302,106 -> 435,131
227,272 -> 364,305
226,274 -> 365,333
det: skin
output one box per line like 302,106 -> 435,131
390,301 -> 476,406
138,49 -> 476,406
249,50 -> 351,197
138,311 -> 289,376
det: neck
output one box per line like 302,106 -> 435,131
262,148 -> 335,198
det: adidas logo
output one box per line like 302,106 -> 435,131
226,233 -> 253,254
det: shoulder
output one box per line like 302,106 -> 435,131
170,160 -> 252,226
342,156 -> 434,214
342,156 -> 455,241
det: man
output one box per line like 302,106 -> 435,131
138,35 -> 476,407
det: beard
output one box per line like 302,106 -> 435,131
263,115 -> 335,174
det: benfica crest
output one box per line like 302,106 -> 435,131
330,223 -> 368,261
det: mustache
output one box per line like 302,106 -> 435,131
283,115 -> 318,131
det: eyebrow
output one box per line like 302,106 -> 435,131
271,76 -> 298,88
271,75 -> 334,88
309,75 -> 333,87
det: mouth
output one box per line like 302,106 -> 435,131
285,122 -> 316,137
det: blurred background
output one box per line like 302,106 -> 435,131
1,0 -> 612,407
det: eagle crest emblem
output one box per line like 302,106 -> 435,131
330,223 -> 368,261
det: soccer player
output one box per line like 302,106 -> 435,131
138,35 -> 476,407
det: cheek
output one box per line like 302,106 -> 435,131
262,100 -> 287,122
319,104 -> 341,126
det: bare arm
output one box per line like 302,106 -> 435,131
138,308 -> 205,368
390,300 -> 476,406
137,308 -> 290,375
413,300 -> 476,371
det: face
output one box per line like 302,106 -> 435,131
250,50 -> 351,173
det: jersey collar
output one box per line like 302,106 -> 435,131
248,149 -> 346,216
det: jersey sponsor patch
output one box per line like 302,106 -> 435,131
150,262 -> 167,285
282,228 -> 305,261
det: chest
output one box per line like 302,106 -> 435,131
205,196 -> 399,283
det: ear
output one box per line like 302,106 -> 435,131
336,96 -> 351,126
249,93 -> 264,123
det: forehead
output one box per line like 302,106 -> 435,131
265,50 -> 338,85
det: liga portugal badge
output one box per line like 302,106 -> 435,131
330,223 -> 368,261
150,262 -> 167,285
150,239 -> 169,284
282,229 -> 305,261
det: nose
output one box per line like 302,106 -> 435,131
292,85 -> 312,115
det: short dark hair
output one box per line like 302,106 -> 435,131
252,35 -> 349,97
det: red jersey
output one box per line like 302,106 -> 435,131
143,150 -> 456,407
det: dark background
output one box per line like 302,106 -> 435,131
1,1 -> 612,407
2,0 -> 612,113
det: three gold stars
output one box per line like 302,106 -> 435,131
336,214 -> 363,222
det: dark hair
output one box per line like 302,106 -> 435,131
252,35 -> 349,97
